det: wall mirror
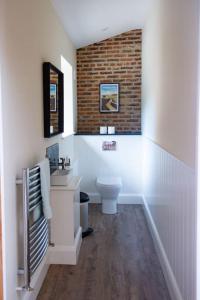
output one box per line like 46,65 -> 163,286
43,62 -> 64,137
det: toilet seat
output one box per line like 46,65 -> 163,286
96,177 -> 122,188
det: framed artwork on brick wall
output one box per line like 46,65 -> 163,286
99,83 -> 120,113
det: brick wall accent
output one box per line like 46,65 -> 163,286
77,29 -> 142,134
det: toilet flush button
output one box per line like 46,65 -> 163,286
108,126 -> 115,134
100,126 -> 107,134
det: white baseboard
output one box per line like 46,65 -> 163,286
118,194 -> 143,204
88,193 -> 143,204
48,226 -> 82,265
142,196 -> 183,300
22,255 -> 49,300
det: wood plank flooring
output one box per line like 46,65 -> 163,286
37,204 -> 171,300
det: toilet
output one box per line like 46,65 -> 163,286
96,177 -> 122,214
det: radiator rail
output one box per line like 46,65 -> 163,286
16,166 -> 49,292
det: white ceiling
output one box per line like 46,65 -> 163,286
51,0 -> 151,49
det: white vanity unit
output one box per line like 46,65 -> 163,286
48,176 -> 82,265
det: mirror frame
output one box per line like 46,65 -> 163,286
43,62 -> 64,138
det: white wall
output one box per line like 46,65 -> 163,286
142,0 -> 199,299
75,135 -> 143,203
0,1 -> 76,299
142,0 -> 199,169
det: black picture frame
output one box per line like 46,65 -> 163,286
99,83 -> 120,113
43,62 -> 64,138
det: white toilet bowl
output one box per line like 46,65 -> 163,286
96,177 -> 122,214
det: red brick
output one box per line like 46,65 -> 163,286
76,29 -> 142,134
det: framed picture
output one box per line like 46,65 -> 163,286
100,83 -> 120,113
50,84 -> 57,112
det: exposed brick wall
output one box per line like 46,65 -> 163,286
77,30 -> 142,134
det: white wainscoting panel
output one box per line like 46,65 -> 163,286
143,138 -> 197,300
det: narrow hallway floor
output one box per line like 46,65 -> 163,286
37,204 -> 171,300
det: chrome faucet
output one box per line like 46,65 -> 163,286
49,158 -> 65,169
58,157 -> 66,170
50,157 -> 70,170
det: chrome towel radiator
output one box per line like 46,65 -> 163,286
16,166 -> 49,292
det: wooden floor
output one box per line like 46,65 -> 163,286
37,205 -> 171,300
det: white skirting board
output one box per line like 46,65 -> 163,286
21,255 -> 49,300
143,196 -> 183,300
88,193 -> 143,204
48,226 -> 82,265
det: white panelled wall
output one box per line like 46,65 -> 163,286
143,137 -> 196,300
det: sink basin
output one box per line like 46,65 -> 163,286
50,169 -> 73,186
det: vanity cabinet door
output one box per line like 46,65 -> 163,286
50,190 -> 74,245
